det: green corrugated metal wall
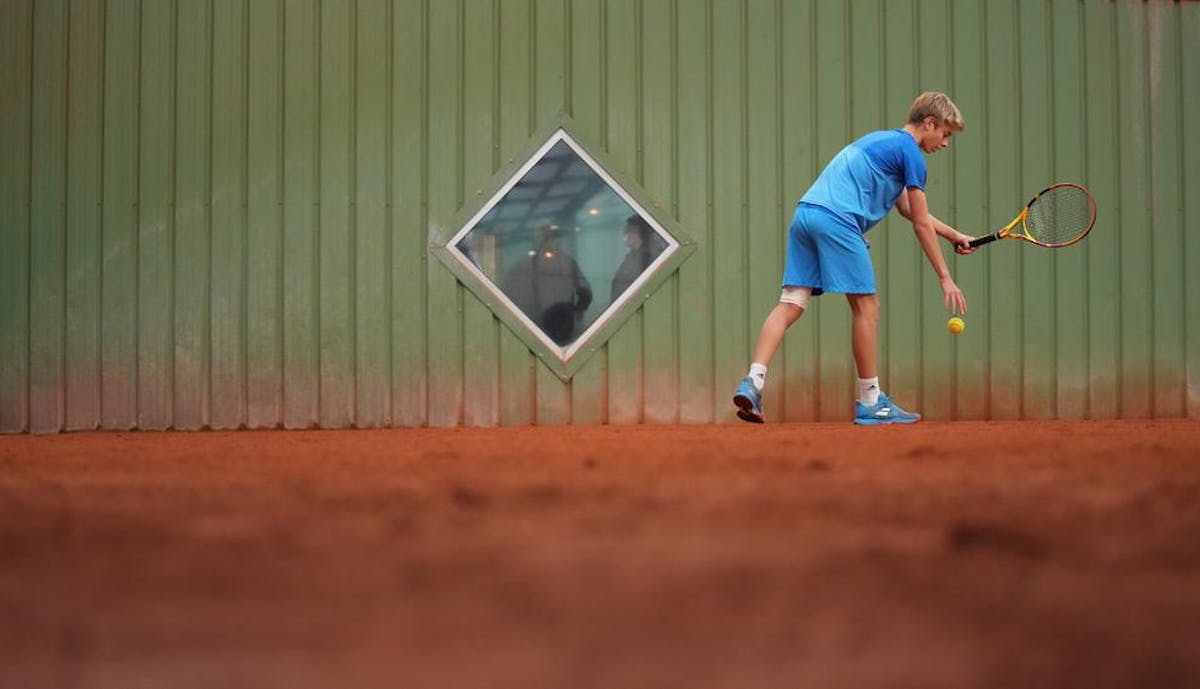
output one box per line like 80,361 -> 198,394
1,0 -> 1197,432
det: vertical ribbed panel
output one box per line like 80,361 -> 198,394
2,0 -> 33,432
1,0 -> 1197,432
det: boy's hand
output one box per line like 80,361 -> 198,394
950,232 -> 976,255
940,275 -> 967,315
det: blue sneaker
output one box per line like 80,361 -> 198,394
854,393 -> 921,425
733,377 -> 765,424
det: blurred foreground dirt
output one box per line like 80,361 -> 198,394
2,420 -> 1199,689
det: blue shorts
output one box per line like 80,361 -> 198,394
782,203 -> 876,295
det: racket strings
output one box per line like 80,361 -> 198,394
1024,186 -> 1095,246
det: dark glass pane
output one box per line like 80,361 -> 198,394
455,139 -> 669,349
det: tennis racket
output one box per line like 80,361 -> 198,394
969,183 -> 1097,249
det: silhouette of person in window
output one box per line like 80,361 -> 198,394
500,223 -> 593,346
610,215 -> 665,303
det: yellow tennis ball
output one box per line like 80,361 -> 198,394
947,317 -> 965,334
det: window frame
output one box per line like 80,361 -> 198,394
431,116 -> 697,381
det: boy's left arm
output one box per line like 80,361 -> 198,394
897,188 -> 968,315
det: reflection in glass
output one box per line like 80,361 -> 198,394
610,215 -> 668,303
498,223 -> 593,346
454,139 -> 670,348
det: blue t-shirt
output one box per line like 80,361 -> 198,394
799,129 -> 927,234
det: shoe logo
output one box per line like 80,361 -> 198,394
875,408 -> 890,416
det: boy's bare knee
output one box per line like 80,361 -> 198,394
847,294 -> 880,325
847,293 -> 879,311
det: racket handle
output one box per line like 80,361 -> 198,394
968,233 -> 1000,248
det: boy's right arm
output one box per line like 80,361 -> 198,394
895,192 -> 976,254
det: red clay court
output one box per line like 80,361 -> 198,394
2,420 -> 1199,689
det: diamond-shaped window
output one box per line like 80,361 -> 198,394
434,124 -> 694,380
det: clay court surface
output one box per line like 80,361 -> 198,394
2,420 -> 1199,689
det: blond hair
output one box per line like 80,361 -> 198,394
907,92 -> 964,130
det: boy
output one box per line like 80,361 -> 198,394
733,92 -> 973,425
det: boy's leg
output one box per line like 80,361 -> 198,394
737,203 -> 815,424
734,296 -> 806,424
753,301 -> 805,367
846,292 -> 920,424
845,293 -> 879,378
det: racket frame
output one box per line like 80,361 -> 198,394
968,182 -> 1096,249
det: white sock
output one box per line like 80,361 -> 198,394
857,377 -> 880,405
748,363 -> 767,391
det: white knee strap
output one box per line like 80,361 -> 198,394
779,286 -> 812,309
